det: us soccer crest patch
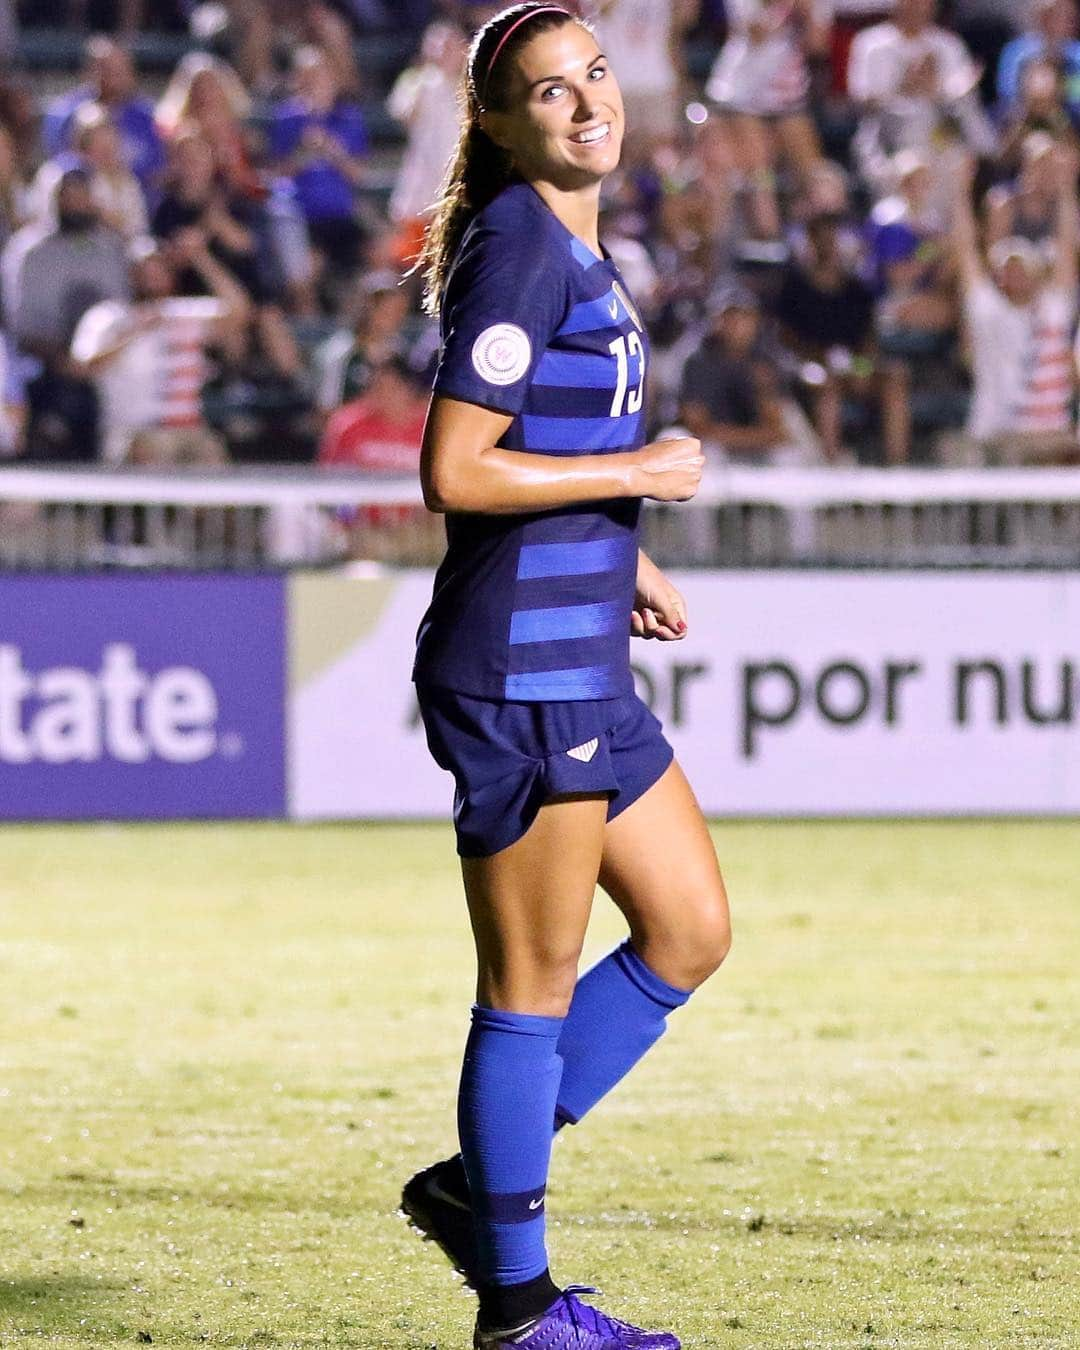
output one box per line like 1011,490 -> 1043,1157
471,323 -> 532,386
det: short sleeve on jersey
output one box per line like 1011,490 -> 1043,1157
433,217 -> 572,416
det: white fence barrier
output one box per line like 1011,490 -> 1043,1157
1,464 -> 1080,567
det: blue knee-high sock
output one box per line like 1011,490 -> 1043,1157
554,941 -> 691,1127
457,1005 -> 564,1289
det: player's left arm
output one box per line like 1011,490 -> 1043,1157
632,548 -> 688,641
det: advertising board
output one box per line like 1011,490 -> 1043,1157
0,575 -> 286,820
289,571 -> 1080,818
5,570 -> 1076,820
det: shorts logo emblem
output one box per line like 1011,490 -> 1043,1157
471,323 -> 532,386
608,296 -> 619,320
566,738 -> 599,764
528,1197 -> 544,1210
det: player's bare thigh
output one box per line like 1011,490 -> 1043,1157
599,761 -> 731,991
462,794 -> 609,1017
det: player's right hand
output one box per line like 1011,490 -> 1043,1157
634,437 -> 705,502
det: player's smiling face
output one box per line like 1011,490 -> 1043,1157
485,24 -> 624,187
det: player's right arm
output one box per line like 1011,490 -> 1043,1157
421,396 -> 704,515
425,212 -> 703,514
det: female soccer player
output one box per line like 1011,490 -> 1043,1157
402,7 -> 731,1347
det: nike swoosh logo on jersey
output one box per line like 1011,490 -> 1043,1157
566,738 -> 599,764
612,280 -> 644,332
528,1197 -> 544,1210
608,297 -> 619,319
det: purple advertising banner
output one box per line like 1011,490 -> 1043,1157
0,575 -> 286,820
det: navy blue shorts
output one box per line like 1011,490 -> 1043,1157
416,687 -> 674,859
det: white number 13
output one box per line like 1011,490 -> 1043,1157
609,333 -> 645,418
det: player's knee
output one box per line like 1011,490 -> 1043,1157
666,890 -> 732,989
685,899 -> 732,986
633,886 -> 731,991
479,945 -> 583,1018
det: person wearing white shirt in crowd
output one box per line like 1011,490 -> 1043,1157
707,0 -> 832,238
949,147 -> 1079,464
588,0 -> 701,141
848,0 -> 997,194
386,21 -> 467,264
31,103 -> 149,240
70,230 -> 251,466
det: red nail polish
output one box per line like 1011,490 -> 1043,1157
676,620 -> 687,633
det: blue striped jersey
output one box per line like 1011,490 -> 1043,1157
413,181 -> 649,702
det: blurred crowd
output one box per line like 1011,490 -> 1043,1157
1,0 -> 1080,523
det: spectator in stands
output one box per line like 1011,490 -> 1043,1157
43,37 -> 165,195
156,53 -> 262,201
949,147 -> 1079,462
152,125 -> 265,303
787,157 -> 866,272
707,0 -> 831,239
774,211 -> 912,463
270,46 -> 368,280
997,0 -> 1080,129
985,130 -> 1062,251
314,268 -> 411,417
318,354 -> 440,562
995,52 -> 1080,174
0,123 -> 31,256
648,118 -> 750,348
74,103 -> 149,236
655,166 -> 742,321
17,0 -> 1070,488
0,76 -> 41,192
70,233 -> 249,465
7,166 -> 129,460
201,321 -> 311,464
221,0 -> 361,97
151,126 -> 301,379
157,51 -> 319,316
848,0 -> 996,195
31,102 -> 148,238
590,0 -> 700,144
679,285 -> 822,464
387,20 -> 467,266
868,149 -> 956,343
319,353 -> 427,470
0,329 -> 26,458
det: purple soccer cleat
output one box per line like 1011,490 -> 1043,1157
473,1286 -> 681,1349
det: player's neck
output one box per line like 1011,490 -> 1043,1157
528,178 -> 603,259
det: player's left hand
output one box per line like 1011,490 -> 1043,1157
632,551 -> 688,641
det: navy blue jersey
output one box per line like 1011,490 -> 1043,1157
413,181 -> 649,702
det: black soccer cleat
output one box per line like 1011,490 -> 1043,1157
400,1156 -> 481,1285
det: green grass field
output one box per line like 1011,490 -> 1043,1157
1,822 -> 1077,1350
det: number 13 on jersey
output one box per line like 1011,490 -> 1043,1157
609,333 -> 645,418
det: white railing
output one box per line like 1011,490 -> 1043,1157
1,464 -> 1079,568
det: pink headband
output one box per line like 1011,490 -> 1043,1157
483,6 -> 571,98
